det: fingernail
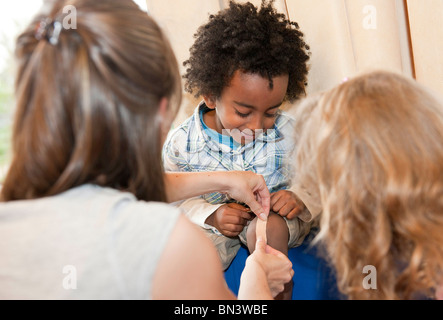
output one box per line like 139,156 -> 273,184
259,213 -> 267,221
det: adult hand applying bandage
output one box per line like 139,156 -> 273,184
239,236 -> 294,299
164,171 -> 270,220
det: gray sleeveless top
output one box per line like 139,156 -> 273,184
0,184 -> 181,299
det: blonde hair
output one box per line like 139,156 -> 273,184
294,71 -> 443,299
2,0 -> 181,202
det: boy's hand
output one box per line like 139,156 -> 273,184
206,203 -> 255,237
270,190 -> 305,220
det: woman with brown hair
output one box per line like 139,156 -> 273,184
293,70 -> 443,300
0,0 -> 292,299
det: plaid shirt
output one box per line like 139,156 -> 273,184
162,102 -> 296,228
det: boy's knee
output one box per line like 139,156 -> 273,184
246,213 -> 289,253
267,212 -> 289,241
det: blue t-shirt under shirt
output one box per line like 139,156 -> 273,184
199,107 -> 241,149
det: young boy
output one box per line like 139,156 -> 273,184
163,0 -> 311,299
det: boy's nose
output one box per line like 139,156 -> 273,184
247,116 -> 264,132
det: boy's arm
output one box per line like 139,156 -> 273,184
288,185 -> 321,222
178,197 -> 223,232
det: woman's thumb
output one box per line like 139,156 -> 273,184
245,197 -> 268,221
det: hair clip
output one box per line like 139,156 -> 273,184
35,18 -> 63,46
49,21 -> 63,45
35,18 -> 51,41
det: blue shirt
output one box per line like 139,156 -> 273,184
199,106 -> 240,149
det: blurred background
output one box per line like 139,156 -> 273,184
147,0 -> 443,127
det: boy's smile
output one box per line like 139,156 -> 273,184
203,70 -> 289,144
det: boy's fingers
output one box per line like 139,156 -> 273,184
286,207 -> 302,220
240,210 -> 255,221
224,213 -> 251,226
224,223 -> 245,233
229,199 -> 267,221
271,198 -> 285,213
227,202 -> 249,210
277,203 -> 296,217
222,230 -> 240,237
270,191 -> 283,207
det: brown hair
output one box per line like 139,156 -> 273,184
293,71 -> 443,299
2,0 -> 181,202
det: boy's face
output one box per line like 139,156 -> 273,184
204,70 -> 289,144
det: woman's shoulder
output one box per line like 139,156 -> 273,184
0,184 -> 181,226
70,184 -> 182,220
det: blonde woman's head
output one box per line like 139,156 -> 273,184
294,71 -> 443,299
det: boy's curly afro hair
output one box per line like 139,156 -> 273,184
183,0 -> 310,102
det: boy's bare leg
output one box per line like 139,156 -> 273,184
247,213 -> 292,300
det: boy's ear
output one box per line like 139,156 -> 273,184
203,95 -> 216,109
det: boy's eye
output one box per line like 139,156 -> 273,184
235,110 -> 251,118
264,112 -> 278,118
265,109 -> 281,118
